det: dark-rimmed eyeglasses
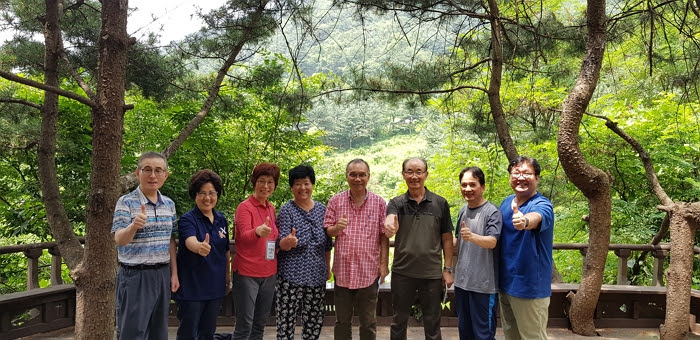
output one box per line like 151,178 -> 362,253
141,167 -> 167,176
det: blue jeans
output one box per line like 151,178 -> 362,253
176,298 -> 224,340
232,272 -> 276,340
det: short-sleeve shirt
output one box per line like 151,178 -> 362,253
499,192 -> 554,299
174,207 -> 230,301
233,195 -> 278,277
386,187 -> 453,279
454,201 -> 502,294
276,200 -> 333,287
111,186 -> 177,265
323,190 -> 386,289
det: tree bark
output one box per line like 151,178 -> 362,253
659,202 -> 700,340
485,0 -> 517,161
585,107 -> 700,340
557,0 -> 608,335
39,0 -> 84,268
71,0 -> 129,338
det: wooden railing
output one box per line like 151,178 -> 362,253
1,242 -> 699,339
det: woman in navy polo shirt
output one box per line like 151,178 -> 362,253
275,164 -> 333,339
174,169 -> 230,340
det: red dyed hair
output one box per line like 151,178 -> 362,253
250,162 -> 280,187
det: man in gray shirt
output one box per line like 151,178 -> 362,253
453,166 -> 502,340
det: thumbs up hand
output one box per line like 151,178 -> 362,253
280,228 -> 298,251
132,204 -> 147,230
384,215 -> 399,238
335,214 -> 348,233
197,233 -> 212,256
511,199 -> 526,230
460,220 -> 473,241
256,216 -> 272,237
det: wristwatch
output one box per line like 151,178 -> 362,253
443,266 -> 453,274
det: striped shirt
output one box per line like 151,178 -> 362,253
111,187 -> 177,265
324,190 -> 386,289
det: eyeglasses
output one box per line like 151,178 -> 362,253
196,191 -> 217,198
141,167 -> 167,176
403,170 -> 426,177
256,180 -> 275,187
510,172 -> 534,179
347,172 -> 368,179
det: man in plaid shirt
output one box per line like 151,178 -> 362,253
324,158 -> 390,340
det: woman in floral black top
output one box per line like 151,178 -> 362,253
275,164 -> 333,340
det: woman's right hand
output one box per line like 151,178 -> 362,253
256,216 -> 272,237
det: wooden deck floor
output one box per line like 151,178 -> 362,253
18,326 -> 700,339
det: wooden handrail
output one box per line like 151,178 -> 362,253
0,241 -> 698,292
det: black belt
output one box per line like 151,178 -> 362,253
119,262 -> 168,270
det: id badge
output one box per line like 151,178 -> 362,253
265,240 -> 275,260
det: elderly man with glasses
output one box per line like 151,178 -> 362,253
112,151 -> 179,340
324,158 -> 389,340
498,156 -> 554,340
384,157 -> 454,340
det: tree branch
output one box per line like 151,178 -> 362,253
691,0 -> 700,18
314,84 -> 488,99
0,98 -> 42,110
486,0 -> 518,161
59,42 -> 96,100
584,111 -> 673,206
0,70 -> 97,108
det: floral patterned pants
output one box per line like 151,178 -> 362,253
275,278 -> 327,340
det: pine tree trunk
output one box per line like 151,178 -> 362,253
660,203 -> 700,340
74,0 -> 129,338
557,0 -> 608,335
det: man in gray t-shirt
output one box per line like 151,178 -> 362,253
454,166 -> 502,340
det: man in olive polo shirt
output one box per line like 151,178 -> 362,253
385,157 -> 454,340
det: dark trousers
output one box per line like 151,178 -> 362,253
333,279 -> 379,340
115,265 -> 170,340
454,287 -> 498,340
275,278 -> 326,340
390,272 -> 443,340
176,298 -> 224,340
232,272 -> 276,340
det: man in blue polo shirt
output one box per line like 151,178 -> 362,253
498,156 -> 554,340
112,151 -> 179,340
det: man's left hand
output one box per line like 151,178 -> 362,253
379,265 -> 389,284
442,271 -> 454,288
171,273 -> 180,292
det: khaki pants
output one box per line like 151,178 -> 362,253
499,292 -> 549,340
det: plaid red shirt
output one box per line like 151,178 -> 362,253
324,190 -> 386,289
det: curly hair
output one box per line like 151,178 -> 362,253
188,169 -> 223,199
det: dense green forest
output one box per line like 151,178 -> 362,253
0,0 -> 699,323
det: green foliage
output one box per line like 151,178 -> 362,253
2,0 -> 700,295
305,99 -> 432,150
312,134 -> 429,203
121,54 -> 328,221
0,79 -> 93,240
